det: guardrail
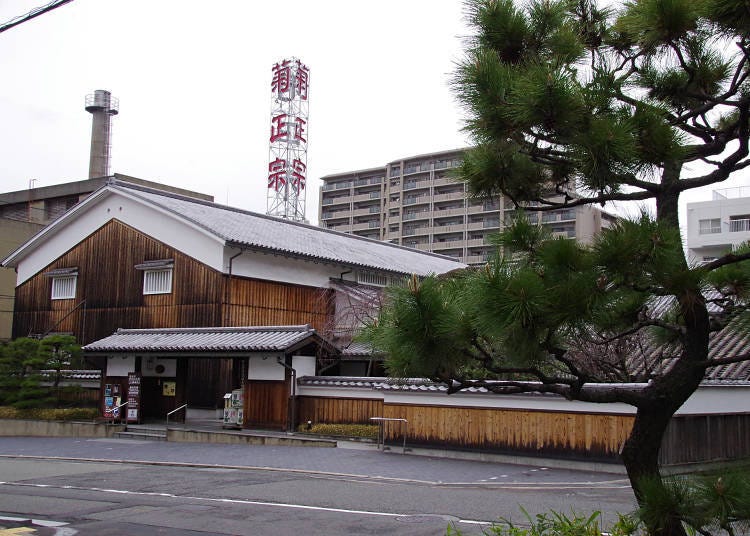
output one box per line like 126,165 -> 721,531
370,416 -> 408,453
166,404 -> 187,428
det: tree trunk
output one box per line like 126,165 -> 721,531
621,404 -> 688,536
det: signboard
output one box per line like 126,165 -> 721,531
127,372 -> 141,423
162,381 -> 176,397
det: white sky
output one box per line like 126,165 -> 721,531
0,0 -> 471,223
1,0 -> 748,229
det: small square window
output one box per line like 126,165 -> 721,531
51,275 -> 77,300
143,269 -> 173,295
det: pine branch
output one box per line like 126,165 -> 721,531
527,189 -> 655,210
701,352 -> 750,368
702,249 -> 750,272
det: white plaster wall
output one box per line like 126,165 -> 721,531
229,250 -> 356,287
292,356 -> 316,379
248,353 -> 285,381
12,189 -> 225,285
297,383 -> 750,416
106,355 -> 135,377
675,385 -> 750,415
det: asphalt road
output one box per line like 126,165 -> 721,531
0,437 -> 637,535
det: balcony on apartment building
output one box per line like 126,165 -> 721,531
403,212 -> 430,224
352,190 -> 381,204
402,180 -> 433,193
464,253 -> 492,264
321,194 -> 353,206
320,209 -> 351,221
351,219 -> 382,232
322,181 -> 353,192
466,237 -> 491,247
353,176 -> 385,189
432,239 -> 465,251
433,222 -> 466,234
432,176 -> 459,188
432,190 -> 465,203
403,225 -> 430,237
403,194 -> 431,206
351,205 -> 382,218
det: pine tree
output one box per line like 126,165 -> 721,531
364,1 -> 750,534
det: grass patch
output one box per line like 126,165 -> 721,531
0,406 -> 99,421
297,423 -> 378,439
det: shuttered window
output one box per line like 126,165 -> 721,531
357,271 -> 388,287
51,275 -> 77,300
143,268 -> 173,295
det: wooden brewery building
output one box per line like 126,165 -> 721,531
1,179 -> 465,427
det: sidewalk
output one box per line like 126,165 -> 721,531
0,435 -> 630,487
124,416 -> 627,476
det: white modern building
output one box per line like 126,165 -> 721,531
686,187 -> 750,263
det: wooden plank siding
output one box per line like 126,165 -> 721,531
226,278 -> 330,333
12,220 -> 333,342
297,396 -> 384,424
660,414 -> 750,466
13,220 -> 224,343
244,380 -> 289,430
381,404 -> 633,459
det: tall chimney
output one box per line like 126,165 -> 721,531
85,90 -> 119,179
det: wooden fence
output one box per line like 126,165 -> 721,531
297,394 -> 750,465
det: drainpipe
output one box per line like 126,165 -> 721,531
276,355 -> 296,433
224,249 -> 243,327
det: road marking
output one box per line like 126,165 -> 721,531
0,455 -> 630,488
0,529 -> 36,535
0,481 -> 491,526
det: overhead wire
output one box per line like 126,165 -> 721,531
0,0 -> 74,34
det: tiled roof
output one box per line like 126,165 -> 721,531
632,294 -> 750,383
299,376 -> 389,389
298,376 -> 550,393
342,342 -> 379,357
38,369 -> 101,381
83,325 -> 331,354
112,181 -> 466,277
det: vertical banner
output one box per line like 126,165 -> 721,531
127,372 -> 141,423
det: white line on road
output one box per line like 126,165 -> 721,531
0,481 -> 490,527
0,454 -> 630,488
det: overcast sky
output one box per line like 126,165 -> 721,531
1,0 -> 748,228
0,0 -> 470,222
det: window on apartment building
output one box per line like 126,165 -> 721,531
729,215 -> 750,232
698,218 -> 722,234
389,166 -> 401,177
47,268 -> 78,300
136,259 -> 174,295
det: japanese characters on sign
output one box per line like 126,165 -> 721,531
267,158 -> 307,192
271,58 -> 309,100
127,372 -> 141,424
267,57 -> 309,218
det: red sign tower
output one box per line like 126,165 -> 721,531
267,57 -> 310,221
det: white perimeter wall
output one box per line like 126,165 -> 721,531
297,383 -> 750,416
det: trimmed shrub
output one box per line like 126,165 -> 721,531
296,423 -> 378,439
0,406 -> 99,421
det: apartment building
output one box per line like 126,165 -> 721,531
319,149 -> 615,265
686,186 -> 750,263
